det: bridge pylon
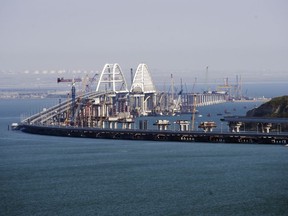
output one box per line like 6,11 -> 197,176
96,63 -> 129,93
130,64 -> 157,116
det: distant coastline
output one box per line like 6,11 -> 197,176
0,88 -> 67,99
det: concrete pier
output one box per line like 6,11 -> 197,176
153,120 -> 170,131
18,124 -> 288,145
176,120 -> 190,131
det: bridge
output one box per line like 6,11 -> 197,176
22,63 -> 228,127
130,64 -> 157,116
17,64 -> 288,144
223,116 -> 288,134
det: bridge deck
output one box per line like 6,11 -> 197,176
223,116 -> 288,124
19,124 -> 288,145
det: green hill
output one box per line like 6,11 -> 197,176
246,96 -> 288,118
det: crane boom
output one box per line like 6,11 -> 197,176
57,77 -> 82,83
191,94 -> 197,131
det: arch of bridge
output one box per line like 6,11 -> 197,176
130,64 -> 156,94
96,63 -> 129,93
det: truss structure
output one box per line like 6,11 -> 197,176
130,64 -> 156,94
96,63 -> 129,93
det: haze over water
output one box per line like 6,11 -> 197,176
1,0 -> 288,86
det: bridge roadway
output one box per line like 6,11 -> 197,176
223,116 -> 288,124
223,116 -> 288,133
22,91 -> 108,125
18,123 -> 288,145
19,93 -> 288,144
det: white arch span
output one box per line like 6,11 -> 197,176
130,63 -> 156,94
96,63 -> 129,93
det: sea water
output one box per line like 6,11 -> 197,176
1,98 -> 288,216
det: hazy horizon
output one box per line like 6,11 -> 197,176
1,0 -> 288,87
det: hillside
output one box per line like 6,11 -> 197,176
246,96 -> 288,118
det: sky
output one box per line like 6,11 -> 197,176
0,0 -> 288,88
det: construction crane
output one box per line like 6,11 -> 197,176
57,77 -> 82,125
57,77 -> 82,83
153,92 -> 165,115
74,74 -> 95,126
57,73 -> 98,126
191,94 -> 197,131
174,78 -> 183,113
192,77 -> 197,93
170,74 -> 175,107
234,75 -> 242,100
205,66 -> 209,92
217,77 -> 232,98
85,73 -> 98,93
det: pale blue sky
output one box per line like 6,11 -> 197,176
1,0 -> 288,86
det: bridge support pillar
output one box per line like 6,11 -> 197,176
108,117 -> 118,129
124,122 -> 132,129
229,122 -> 242,133
122,118 -> 134,129
153,120 -> 170,131
176,120 -> 190,131
263,123 -> 272,133
198,122 -> 217,132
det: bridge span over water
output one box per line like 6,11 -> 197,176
223,116 -> 288,134
94,63 -> 227,115
18,62 -> 288,145
23,63 -> 227,128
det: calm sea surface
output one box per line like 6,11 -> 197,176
1,98 -> 288,216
